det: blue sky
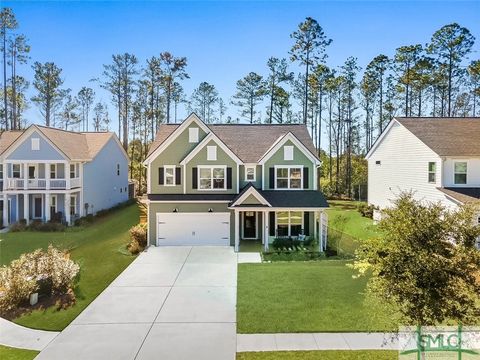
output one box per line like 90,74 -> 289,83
5,0 -> 480,128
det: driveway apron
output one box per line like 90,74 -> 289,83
35,246 -> 237,360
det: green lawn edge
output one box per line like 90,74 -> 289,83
0,345 -> 39,360
236,350 -> 397,360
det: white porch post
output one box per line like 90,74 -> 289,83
23,193 -> 29,225
65,195 -> 71,225
23,163 -> 28,190
79,163 -> 84,216
234,210 -> 240,252
319,210 -> 323,252
45,163 -> 50,190
264,211 -> 269,252
313,210 -> 318,242
2,193 -> 8,227
45,193 -> 50,222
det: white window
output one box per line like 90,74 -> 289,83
70,196 -> 76,216
199,166 -> 226,190
207,146 -> 217,161
276,211 -> 303,237
276,166 -> 302,189
454,162 -> 467,185
70,164 -> 76,179
50,164 -> 57,179
164,166 -> 175,186
245,166 -> 256,182
0,164 -> 3,179
31,138 -> 40,151
428,162 -> 436,183
12,164 -> 21,178
189,127 -> 199,143
50,195 -> 57,213
284,146 -> 294,161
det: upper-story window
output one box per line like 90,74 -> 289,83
207,146 -> 217,161
0,164 -> 3,179
199,166 -> 225,190
164,165 -> 176,186
454,162 -> 467,185
428,162 -> 436,183
276,166 -> 302,189
245,166 -> 256,182
31,138 -> 40,151
284,146 -> 294,161
70,164 -> 76,179
50,164 -> 57,179
12,164 -> 21,178
189,128 -> 199,143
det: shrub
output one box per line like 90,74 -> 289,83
28,221 -> 65,232
0,246 -> 80,313
9,219 -> 27,232
128,223 -> 147,254
358,203 -> 376,219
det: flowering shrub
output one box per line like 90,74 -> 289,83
0,245 -> 80,313
128,223 -> 147,254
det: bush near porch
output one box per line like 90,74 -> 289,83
237,261 -> 395,333
0,203 -> 139,331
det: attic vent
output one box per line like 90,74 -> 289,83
375,160 -> 381,165
31,138 -> 40,151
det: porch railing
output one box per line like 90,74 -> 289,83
4,178 -> 81,190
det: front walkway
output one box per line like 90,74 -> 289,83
0,317 -> 59,351
36,246 -> 237,360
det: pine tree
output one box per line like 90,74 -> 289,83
231,72 -> 267,123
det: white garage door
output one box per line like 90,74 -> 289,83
156,212 -> 230,246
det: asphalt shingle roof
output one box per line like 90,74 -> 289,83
438,187 -> 480,204
396,117 -> 480,157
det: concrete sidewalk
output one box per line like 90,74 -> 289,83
0,317 -> 59,351
237,332 -> 399,352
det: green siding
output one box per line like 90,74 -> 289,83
148,202 -> 234,246
185,139 -> 238,194
263,140 -> 315,190
239,165 -> 262,189
150,124 -> 208,194
241,194 -> 264,205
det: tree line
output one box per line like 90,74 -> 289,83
1,8 -> 479,196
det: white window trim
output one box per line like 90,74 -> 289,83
70,164 -> 76,179
428,162 -> 436,184
31,138 -> 40,151
275,211 -> 304,237
284,146 -> 294,161
12,163 -> 21,178
197,165 -> 227,191
50,195 -> 57,213
50,164 -> 57,179
163,165 -> 176,186
274,165 -> 303,190
453,161 -> 468,185
207,145 -> 217,161
28,164 -> 38,179
189,127 -> 199,143
245,165 -> 256,182
70,195 -> 77,216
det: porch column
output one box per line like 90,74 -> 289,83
79,163 -> 84,216
264,211 -> 269,252
2,193 -> 8,227
65,195 -> 71,225
45,193 -> 51,222
318,210 -> 323,252
23,163 -> 28,190
24,193 -> 29,225
313,210 -> 318,243
45,163 -> 50,190
234,210 -> 240,252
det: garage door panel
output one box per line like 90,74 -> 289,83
157,213 -> 230,246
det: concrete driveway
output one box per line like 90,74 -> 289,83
36,246 -> 237,360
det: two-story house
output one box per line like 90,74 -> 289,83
0,124 -> 129,227
143,113 -> 329,251
366,117 -> 480,229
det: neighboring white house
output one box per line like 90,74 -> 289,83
366,117 -> 480,242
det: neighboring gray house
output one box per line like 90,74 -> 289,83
0,125 -> 129,226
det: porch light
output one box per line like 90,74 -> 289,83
173,208 -> 178,213
208,208 -> 213,213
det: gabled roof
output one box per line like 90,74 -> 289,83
147,114 -> 319,164
230,183 -> 271,207
438,187 -> 480,204
367,117 -> 480,158
0,125 -> 124,161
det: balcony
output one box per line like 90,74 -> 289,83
4,178 -> 81,191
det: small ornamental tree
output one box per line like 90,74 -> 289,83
353,193 -> 480,326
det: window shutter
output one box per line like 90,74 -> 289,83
175,167 -> 181,185
269,212 -> 275,237
159,167 -> 164,185
303,167 -> 309,189
192,167 -> 198,189
303,212 -> 310,236
227,167 -> 232,189
269,168 -> 275,189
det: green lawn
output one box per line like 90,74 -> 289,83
0,345 -> 39,360
237,351 -> 397,360
237,261 -> 394,333
0,204 -> 139,331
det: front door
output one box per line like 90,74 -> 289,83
243,212 -> 257,239
33,196 -> 42,219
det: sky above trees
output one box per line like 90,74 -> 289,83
5,0 -> 480,125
